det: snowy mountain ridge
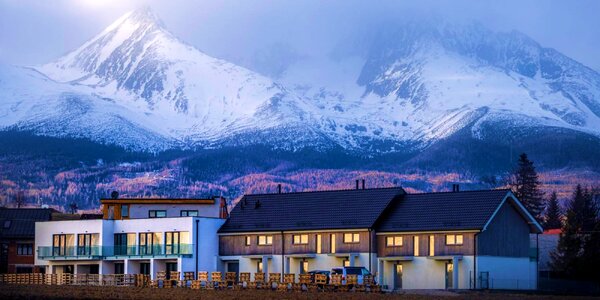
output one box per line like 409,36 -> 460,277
1,8 -> 600,154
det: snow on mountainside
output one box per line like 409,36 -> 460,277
1,9 -> 600,154
30,7 -> 318,150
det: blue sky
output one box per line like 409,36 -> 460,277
1,0 -> 599,72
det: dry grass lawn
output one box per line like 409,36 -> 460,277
0,285 -> 594,299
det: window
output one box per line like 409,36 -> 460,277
180,210 -> 199,217
331,234 -> 336,254
3,220 -> 11,229
114,263 -> 124,274
386,236 -> 403,247
149,210 -> 166,218
77,233 -> 98,255
165,231 -> 189,254
107,205 -> 115,220
258,235 -> 273,245
343,259 -> 350,267
413,236 -> 419,256
300,260 -> 309,274
114,233 -> 136,255
343,233 -> 360,243
293,234 -> 309,245
257,261 -> 263,273
52,234 -> 74,256
445,234 -> 464,245
245,236 -> 252,246
121,205 -> 129,218
17,244 -> 33,256
316,234 -> 322,254
139,232 -> 156,255
429,235 -> 435,256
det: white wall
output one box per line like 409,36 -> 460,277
379,256 -> 474,290
35,219 -> 105,266
477,256 -> 537,290
128,203 -> 220,219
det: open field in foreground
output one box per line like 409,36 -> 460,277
0,285 -> 597,300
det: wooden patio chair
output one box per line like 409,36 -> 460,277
346,274 -> 358,291
268,273 -> 281,290
280,273 -> 295,291
314,274 -> 327,291
253,272 -> 265,289
211,272 -> 223,289
239,272 -> 251,289
298,274 -> 312,292
194,271 -> 209,289
225,272 -> 237,289
329,274 -> 342,292
181,272 -> 194,288
362,274 -> 375,292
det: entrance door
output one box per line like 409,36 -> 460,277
140,263 -> 150,275
394,264 -> 403,290
114,263 -> 124,274
445,262 -> 453,289
227,262 -> 240,280
166,262 -> 177,279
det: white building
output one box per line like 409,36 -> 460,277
34,197 -> 227,279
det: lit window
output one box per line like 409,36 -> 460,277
293,234 -> 309,245
316,234 -> 322,254
258,235 -> 272,245
386,236 -> 403,247
413,236 -> 420,256
343,233 -> 360,243
446,234 -> 464,245
257,261 -> 263,273
245,236 -> 252,246
343,259 -> 350,267
429,235 -> 435,256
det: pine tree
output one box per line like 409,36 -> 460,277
544,191 -> 562,230
511,153 -> 545,221
551,185 -> 598,278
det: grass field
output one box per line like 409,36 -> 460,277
0,285 -> 594,300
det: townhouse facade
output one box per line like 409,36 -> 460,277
32,187 -> 542,290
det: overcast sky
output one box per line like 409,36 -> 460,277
1,0 -> 599,72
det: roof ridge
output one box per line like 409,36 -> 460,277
407,188 -> 510,196
243,186 -> 404,197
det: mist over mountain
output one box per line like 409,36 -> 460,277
0,7 -> 599,208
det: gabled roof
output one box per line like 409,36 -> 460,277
218,187 -> 405,233
0,208 -> 52,239
376,189 -> 512,232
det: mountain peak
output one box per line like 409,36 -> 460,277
120,6 -> 164,29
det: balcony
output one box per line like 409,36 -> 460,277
37,244 -> 193,260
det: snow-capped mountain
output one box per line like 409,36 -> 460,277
1,9 -> 600,155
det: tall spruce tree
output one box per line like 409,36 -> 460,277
551,185 -> 598,278
512,153 -> 544,221
544,191 -> 563,230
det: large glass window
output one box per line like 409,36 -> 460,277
343,233 -> 360,243
258,235 -> 273,245
52,234 -> 74,256
121,205 -> 129,218
293,234 -> 308,245
165,231 -> 189,254
77,233 -> 98,255
139,232 -> 155,255
114,233 -> 136,255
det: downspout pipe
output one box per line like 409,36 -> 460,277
195,219 -> 199,279
473,231 -> 480,290
368,228 -> 372,273
281,231 -> 285,275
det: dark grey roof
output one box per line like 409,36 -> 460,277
375,189 -> 511,232
0,208 -> 52,239
218,187 -> 405,233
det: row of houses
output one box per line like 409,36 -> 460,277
9,185 -> 543,290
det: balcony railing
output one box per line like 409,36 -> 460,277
38,244 -> 193,260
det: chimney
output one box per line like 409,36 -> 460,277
452,184 -> 460,192
278,184 -> 282,194
219,197 -> 229,219
356,180 -> 359,190
362,179 -> 366,190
